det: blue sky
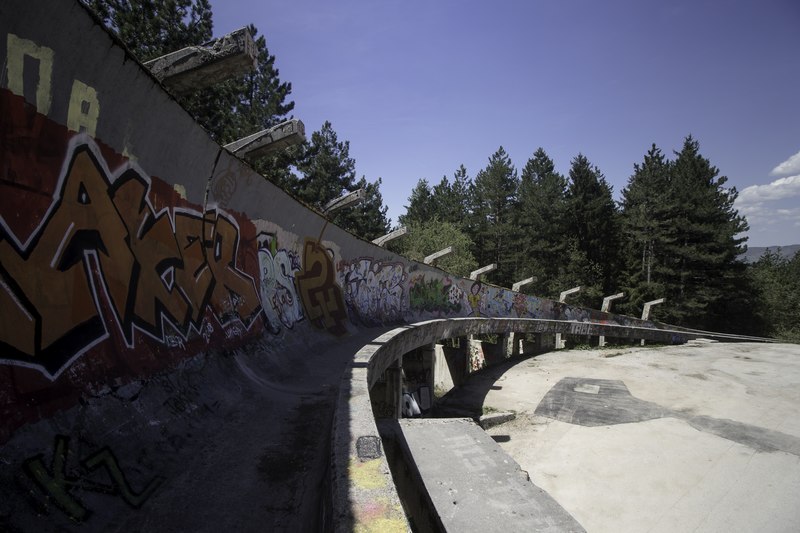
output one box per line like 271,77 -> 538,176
209,0 -> 800,247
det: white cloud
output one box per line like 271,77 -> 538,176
735,176 -> 800,245
771,150 -> 800,176
736,175 -> 800,205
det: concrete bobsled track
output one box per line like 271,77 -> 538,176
0,2 -> 783,532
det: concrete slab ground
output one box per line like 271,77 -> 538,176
436,341 -> 800,532
396,418 -> 584,532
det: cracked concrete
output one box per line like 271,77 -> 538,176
440,342 -> 800,532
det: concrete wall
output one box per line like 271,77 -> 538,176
0,2 -> 674,529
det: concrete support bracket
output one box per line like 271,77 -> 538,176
559,286 -> 582,302
372,226 -> 407,247
641,298 -> 666,321
599,292 -> 625,346
512,276 -> 536,292
601,292 -> 625,313
145,27 -> 257,93
641,298 -> 666,345
424,246 -> 453,265
224,119 -> 306,161
470,263 -> 497,281
556,286 -> 581,349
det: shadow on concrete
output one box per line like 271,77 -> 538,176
431,354 -> 543,419
536,376 -> 800,457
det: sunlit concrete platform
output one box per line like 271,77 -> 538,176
436,341 -> 800,532
384,417 -> 584,532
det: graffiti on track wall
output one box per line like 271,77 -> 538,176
408,275 -> 465,316
467,281 -> 485,317
338,258 -> 407,326
0,137 -> 261,378
295,238 -> 348,336
22,435 -> 164,521
258,233 -> 303,333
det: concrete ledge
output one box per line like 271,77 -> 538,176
145,27 -> 257,93
396,418 -> 585,532
330,317 -> 750,531
223,119 -> 305,161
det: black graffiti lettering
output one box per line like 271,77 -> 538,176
0,140 -> 262,378
22,435 -> 89,521
83,447 -> 164,508
22,435 -> 164,521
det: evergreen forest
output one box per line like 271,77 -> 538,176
82,0 -> 799,342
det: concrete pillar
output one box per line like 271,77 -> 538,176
530,333 -> 555,353
466,336 -> 486,373
317,189 -> 366,243
424,246 -> 454,265
372,226 -> 407,247
501,333 -> 522,358
640,298 -> 666,345
419,343 -> 436,412
469,263 -> 497,281
512,276 -> 536,292
145,27 -> 257,93
598,292 -> 625,347
555,286 -> 581,349
432,343 -> 455,397
224,119 -> 305,161
385,359 -> 403,419
506,273 -> 535,357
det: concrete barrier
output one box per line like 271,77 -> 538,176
332,317 -> 726,531
0,2 -> 771,530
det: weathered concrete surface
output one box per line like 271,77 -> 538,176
395,418 -> 585,532
145,27 -> 257,93
0,322 -> 394,532
223,118 -> 305,161
440,342 -> 800,532
335,318 -> 715,533
0,2 -> 779,532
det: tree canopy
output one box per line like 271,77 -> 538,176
514,148 -> 569,297
83,0 -> 388,241
470,147 -> 519,286
84,1 -> 784,339
565,153 -> 621,299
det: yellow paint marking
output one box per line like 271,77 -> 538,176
6,34 -> 54,114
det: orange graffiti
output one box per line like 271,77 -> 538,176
295,239 -> 348,336
0,142 -> 261,377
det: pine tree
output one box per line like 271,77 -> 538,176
294,121 -> 356,206
333,176 -> 390,241
619,145 -> 672,315
429,165 -> 473,230
83,0 -> 214,61
187,24 -> 295,145
564,154 -> 620,304
82,1 -> 296,151
470,147 -> 519,286
659,136 -> 749,330
750,250 -> 800,341
295,121 -> 388,240
515,148 -> 568,296
449,165 -> 473,231
399,179 -> 435,226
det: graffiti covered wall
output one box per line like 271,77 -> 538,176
1,139 -> 263,378
0,2 -> 650,430
0,2 -> 663,529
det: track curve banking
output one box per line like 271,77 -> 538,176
0,2 -> 773,531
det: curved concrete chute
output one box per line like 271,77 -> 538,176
0,2 -> 776,531
332,317 -> 747,531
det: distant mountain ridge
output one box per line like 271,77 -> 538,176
740,244 -> 800,263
